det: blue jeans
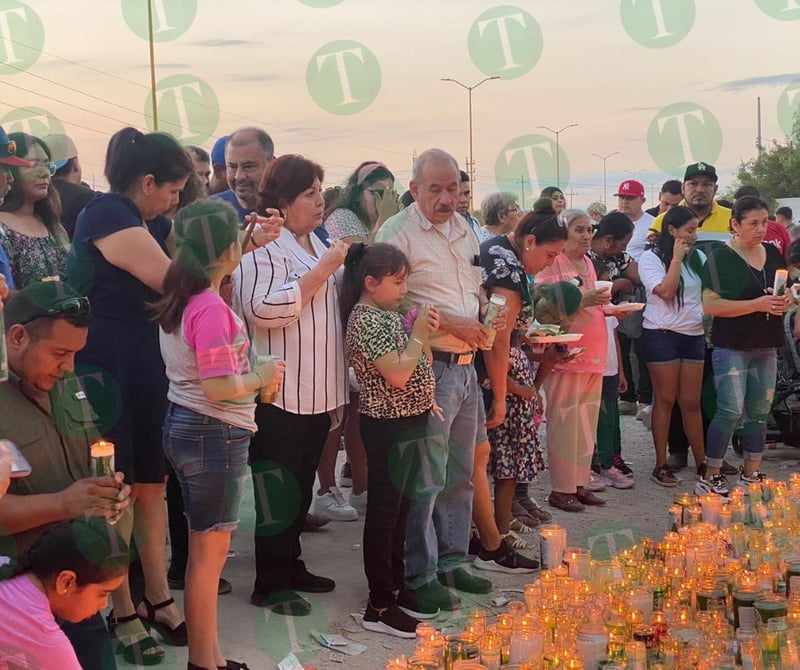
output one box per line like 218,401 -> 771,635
706,348 -> 777,468
404,361 -> 482,590
162,404 -> 252,532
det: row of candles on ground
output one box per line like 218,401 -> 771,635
385,473 -> 800,669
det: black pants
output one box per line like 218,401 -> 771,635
250,404 -> 330,595
166,465 -> 188,581
60,613 -> 116,670
619,334 -> 652,404
361,412 -> 428,608
668,347 -> 714,456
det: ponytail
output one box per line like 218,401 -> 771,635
105,127 -> 192,193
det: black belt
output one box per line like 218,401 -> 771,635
431,350 -> 475,366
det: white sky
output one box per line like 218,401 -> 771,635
2,0 -> 799,208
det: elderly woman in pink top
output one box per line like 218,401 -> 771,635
535,209 -> 611,512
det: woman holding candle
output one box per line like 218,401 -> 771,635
702,196 -> 791,490
536,209 -> 611,512
154,200 -> 281,670
480,204 -> 566,550
638,206 -> 709,489
68,127 -> 192,664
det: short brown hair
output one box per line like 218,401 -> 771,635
257,154 -> 324,214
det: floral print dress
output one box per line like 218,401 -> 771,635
479,234 -> 545,482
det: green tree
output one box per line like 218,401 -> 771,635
735,106 -> 800,209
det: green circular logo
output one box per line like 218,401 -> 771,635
778,79 -> 800,136
298,0 -> 344,6
145,74 -> 219,145
620,0 -> 695,48
121,0 -> 197,41
254,597 -> 330,664
250,461 -> 302,538
754,0 -> 800,20
494,134 -> 570,204
467,5 -> 543,79
0,0 -> 44,74
581,521 -> 644,560
306,40 -> 381,115
0,106 -> 64,137
647,102 -> 723,175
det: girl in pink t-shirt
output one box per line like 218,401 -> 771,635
154,201 -> 284,670
0,518 -> 128,670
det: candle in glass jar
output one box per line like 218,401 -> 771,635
386,655 -> 407,670
90,440 -> 115,477
479,634 -> 501,670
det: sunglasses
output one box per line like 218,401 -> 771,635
19,296 -> 91,326
25,158 -> 57,176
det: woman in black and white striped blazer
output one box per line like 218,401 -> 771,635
233,154 -> 348,615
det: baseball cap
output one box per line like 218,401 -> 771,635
684,162 -> 718,182
5,280 -> 91,328
0,125 -> 33,168
614,180 -> 645,198
211,135 -> 229,167
41,133 -> 78,170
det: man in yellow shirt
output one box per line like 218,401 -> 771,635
651,162 -> 732,236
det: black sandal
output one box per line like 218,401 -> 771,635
220,662 -> 250,670
137,596 -> 188,646
107,610 -> 166,666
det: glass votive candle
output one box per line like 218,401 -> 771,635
507,601 -> 526,622
467,608 -> 487,637
386,654 -> 408,670
479,633 -> 502,670
524,584 -> 539,614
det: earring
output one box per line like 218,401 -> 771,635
526,246 -> 530,251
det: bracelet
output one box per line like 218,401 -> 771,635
670,258 -> 681,264
411,336 -> 424,345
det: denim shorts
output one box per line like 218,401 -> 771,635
162,403 -> 252,532
640,328 -> 705,365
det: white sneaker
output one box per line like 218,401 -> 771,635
636,403 -> 652,430
313,486 -> 358,521
583,472 -> 607,492
349,490 -> 367,515
695,474 -> 729,497
508,518 -> 536,534
600,466 -> 635,490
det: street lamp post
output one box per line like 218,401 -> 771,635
441,76 -> 500,211
624,169 -> 646,180
537,123 -> 578,188
590,151 -> 620,205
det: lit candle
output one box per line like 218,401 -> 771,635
385,654 -> 407,670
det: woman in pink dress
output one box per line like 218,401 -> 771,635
536,209 -> 611,512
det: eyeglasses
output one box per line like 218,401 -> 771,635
24,158 -> 57,175
19,296 -> 91,326
507,207 -> 521,215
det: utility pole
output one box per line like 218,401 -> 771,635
538,123 -> 578,188
520,175 -> 525,209
441,76 -> 500,211
590,151 -> 620,205
566,188 -> 578,208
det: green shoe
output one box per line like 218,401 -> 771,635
438,567 -> 492,594
409,579 -> 461,612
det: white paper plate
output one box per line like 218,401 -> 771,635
602,302 -> 645,314
527,333 -> 584,343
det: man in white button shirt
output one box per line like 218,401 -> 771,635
376,149 -> 494,616
615,180 -> 654,262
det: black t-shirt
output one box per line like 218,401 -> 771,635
53,179 -> 97,240
701,242 -> 786,350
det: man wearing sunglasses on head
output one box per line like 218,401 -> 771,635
0,125 -> 33,291
0,280 -> 131,670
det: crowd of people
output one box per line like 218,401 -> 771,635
0,120 -> 797,669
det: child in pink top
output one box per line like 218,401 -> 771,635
0,518 -> 128,670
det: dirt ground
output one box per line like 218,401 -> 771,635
117,413 -> 800,669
